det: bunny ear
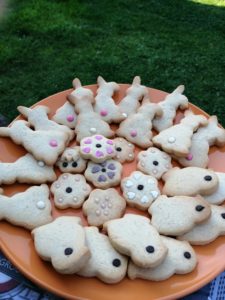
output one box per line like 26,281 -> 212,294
17,106 -> 31,118
72,78 -> 82,89
142,94 -> 150,104
173,85 -> 185,94
132,76 -> 141,85
67,94 -> 76,105
209,115 -> 218,125
0,127 -> 11,137
97,76 -> 106,86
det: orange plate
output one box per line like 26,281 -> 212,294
0,84 -> 225,300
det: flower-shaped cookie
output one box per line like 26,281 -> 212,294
56,146 -> 87,173
83,189 -> 126,227
114,138 -> 135,163
50,173 -> 92,209
121,171 -> 160,210
137,147 -> 172,179
80,135 -> 116,163
85,159 -> 122,189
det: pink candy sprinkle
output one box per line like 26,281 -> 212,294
49,140 -> 58,147
84,138 -> 92,144
96,150 -> 104,157
83,147 -> 91,153
186,153 -> 193,161
66,115 -> 75,122
107,147 -> 114,154
95,135 -> 103,140
130,130 -> 137,137
107,140 -> 113,145
100,109 -> 108,117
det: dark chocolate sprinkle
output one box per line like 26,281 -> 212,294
64,248 -> 73,255
195,205 -> 204,212
102,168 -> 106,172
116,147 -> 122,152
137,184 -> 144,190
184,251 -> 191,259
221,213 -> 225,219
62,162 -> 68,168
72,161 -> 78,168
146,245 -> 155,253
204,175 -> 212,181
66,187 -> 72,193
96,144 -> 102,148
153,161 -> 159,166
112,259 -> 121,267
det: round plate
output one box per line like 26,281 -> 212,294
0,84 -> 224,300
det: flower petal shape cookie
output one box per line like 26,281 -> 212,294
83,189 -> 126,227
128,236 -> 197,281
204,172 -> 225,205
51,173 -> 92,209
0,184 -> 52,230
104,214 -> 167,268
114,138 -> 135,163
52,101 -> 77,129
121,171 -> 160,210
137,147 -> 172,179
149,195 -> 211,236
78,227 -> 128,284
85,159 -> 122,189
32,216 -> 90,274
80,135 -> 115,163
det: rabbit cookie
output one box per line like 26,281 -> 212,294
162,167 -> 219,196
128,236 -> 197,281
116,97 -> 163,148
137,147 -> 172,179
153,85 -> 189,132
114,138 -> 135,163
68,78 -> 114,142
118,76 -> 148,117
149,195 -> 211,236
152,110 -> 208,157
52,101 -> 77,129
121,171 -> 160,210
32,216 -> 90,274
104,214 -> 167,268
78,227 -> 128,284
94,76 -> 125,123
0,185 -> 52,230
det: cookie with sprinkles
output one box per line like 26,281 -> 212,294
114,137 -> 135,163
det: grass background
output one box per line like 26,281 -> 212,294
0,0 -> 225,124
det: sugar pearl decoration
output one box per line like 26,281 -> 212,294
104,209 -> 109,216
94,198 -> 99,204
73,197 -> 78,202
55,183 -> 60,188
95,209 -> 101,216
58,198 -> 63,203
90,127 -> 97,133
168,136 -> 176,143
38,161 -> 45,167
36,201 -> 46,209
49,139 -> 58,147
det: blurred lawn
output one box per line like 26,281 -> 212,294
0,0 -> 225,124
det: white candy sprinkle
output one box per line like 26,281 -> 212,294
122,113 -> 127,118
168,136 -> 176,143
125,180 -> 133,188
108,202 -> 112,208
94,198 -> 99,204
58,198 -> 63,203
128,143 -> 132,147
38,161 -> 45,167
95,209 -> 101,216
127,192 -> 136,200
55,183 -> 60,188
90,127 -> 97,133
151,191 -> 159,199
101,202 -> 106,209
73,197 -> 78,202
63,174 -> 68,179
104,209 -> 109,216
36,201 -> 46,209
133,172 -> 141,180
128,154 -> 133,158
140,196 -> 149,203
153,169 -> 158,174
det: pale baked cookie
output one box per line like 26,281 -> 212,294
80,135 -> 115,163
50,173 -> 91,209
113,137 -> 135,163
0,154 -> 56,185
52,101 -> 77,129
0,184 -> 52,230
178,205 -> 225,245
149,195 -> 211,236
128,236 -> 197,281
121,171 -> 160,210
0,120 -> 68,165
104,214 -> 167,268
153,85 -> 189,132
137,147 -> 172,179
116,97 -> 163,148
56,146 -> 87,173
78,227 -> 128,284
85,159 -> 122,189
94,76 -> 125,123
162,167 -> 219,196
118,76 -> 148,117
68,78 -> 114,142
32,216 -> 90,274
152,110 -> 208,157
204,172 -> 225,205
83,189 -> 126,227
17,105 -> 74,142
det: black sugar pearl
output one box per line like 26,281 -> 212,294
66,187 -> 72,193
102,168 -> 106,172
184,251 -> 191,259
221,213 -> 225,219
146,245 -> 155,253
204,175 -> 212,181
62,162 -> 68,168
116,147 -> 122,152
64,248 -> 73,255
112,259 -> 121,267
137,184 -> 144,190
72,161 -> 78,168
96,144 -> 102,148
195,205 -> 204,212
153,161 -> 159,166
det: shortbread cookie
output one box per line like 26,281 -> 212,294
94,76 -> 125,123
0,185 -> 52,230
83,189 -> 126,226
32,216 -> 90,274
162,167 -> 219,196
178,205 -> 225,245
117,97 -> 163,148
68,78 -> 114,142
204,172 -> 225,205
104,214 -> 167,268
176,116 -> 225,168
118,76 -> 148,117
56,146 -> 87,173
121,171 -> 160,210
0,154 -> 56,185
114,138 -> 135,163
152,110 -> 208,157
52,101 -> 77,129
78,227 -> 128,284
17,105 -> 74,142
80,135 -> 115,163
149,195 -> 211,236
51,173 -> 91,209
0,120 -> 68,165
153,85 -> 189,132
85,159 -> 122,189
137,147 -> 172,179
128,236 -> 197,281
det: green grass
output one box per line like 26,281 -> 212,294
0,0 -> 225,125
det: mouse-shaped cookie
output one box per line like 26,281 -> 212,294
53,101 -> 77,129
204,172 -> 225,205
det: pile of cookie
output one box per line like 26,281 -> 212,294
0,76 -> 225,284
